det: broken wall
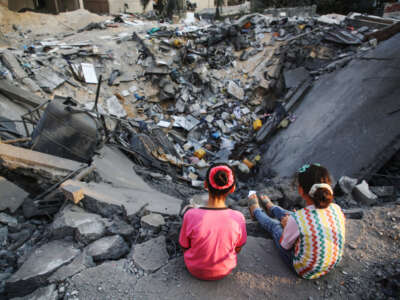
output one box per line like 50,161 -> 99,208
8,0 -> 35,11
109,0 -> 150,14
251,0 -> 382,15
193,0 -> 216,10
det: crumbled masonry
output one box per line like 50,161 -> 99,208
0,4 -> 399,299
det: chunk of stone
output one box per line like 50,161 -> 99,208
11,284 -> 58,300
75,221 -> 106,245
50,204 -> 105,239
6,241 -> 80,297
352,180 -> 378,206
86,235 -> 129,262
227,80 -> 244,100
0,213 -> 18,228
141,214 -> 165,231
0,177 -> 29,213
66,259 -> 136,300
49,252 -> 95,283
131,236 -> 169,273
338,176 -> 358,194
106,218 -> 135,239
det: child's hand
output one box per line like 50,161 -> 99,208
281,214 -> 289,228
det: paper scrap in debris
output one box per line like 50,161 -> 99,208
173,115 -> 200,131
106,96 -> 127,118
81,63 -> 98,84
157,121 -> 171,128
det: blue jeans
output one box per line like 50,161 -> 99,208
254,206 -> 294,268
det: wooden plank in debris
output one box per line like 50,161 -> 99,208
0,79 -> 47,107
366,21 -> 400,42
0,143 -> 85,179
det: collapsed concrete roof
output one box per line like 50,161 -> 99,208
260,32 -> 400,180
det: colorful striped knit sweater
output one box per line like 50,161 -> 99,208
291,203 -> 346,279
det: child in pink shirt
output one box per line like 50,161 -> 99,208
179,164 -> 247,280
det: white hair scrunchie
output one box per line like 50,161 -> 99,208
308,183 -> 333,198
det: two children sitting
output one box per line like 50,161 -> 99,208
179,163 -> 346,280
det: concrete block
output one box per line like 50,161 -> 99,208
0,178 -> 28,213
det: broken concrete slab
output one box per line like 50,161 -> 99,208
352,180 -> 378,206
11,284 -> 58,300
66,259 -> 136,299
131,236 -> 169,273
86,235 -> 129,262
6,240 -> 80,297
0,143 -> 86,181
50,204 -> 106,239
49,251 -> 95,283
106,218 -> 135,239
261,33 -> 400,180
93,146 -> 152,191
75,220 -> 106,245
283,67 -> 310,89
0,80 -> 47,107
0,177 -> 29,213
134,236 -> 319,299
141,213 -> 165,231
67,180 -> 182,218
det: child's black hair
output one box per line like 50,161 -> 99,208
205,163 -> 236,197
297,164 -> 333,209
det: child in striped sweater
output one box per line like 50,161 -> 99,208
248,163 -> 346,279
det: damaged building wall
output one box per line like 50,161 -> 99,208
8,0 -> 35,12
7,0 -> 81,13
251,0 -> 383,15
83,0 -> 152,14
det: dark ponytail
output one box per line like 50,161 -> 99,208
312,188 -> 333,209
297,164 -> 333,209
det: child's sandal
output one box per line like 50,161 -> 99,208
248,195 -> 259,220
259,194 -> 274,215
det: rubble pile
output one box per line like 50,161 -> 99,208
0,6 -> 399,299
4,11 -> 385,190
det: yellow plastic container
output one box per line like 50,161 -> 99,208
253,119 -> 262,131
194,148 -> 206,159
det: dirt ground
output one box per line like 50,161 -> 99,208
0,4 -> 107,34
